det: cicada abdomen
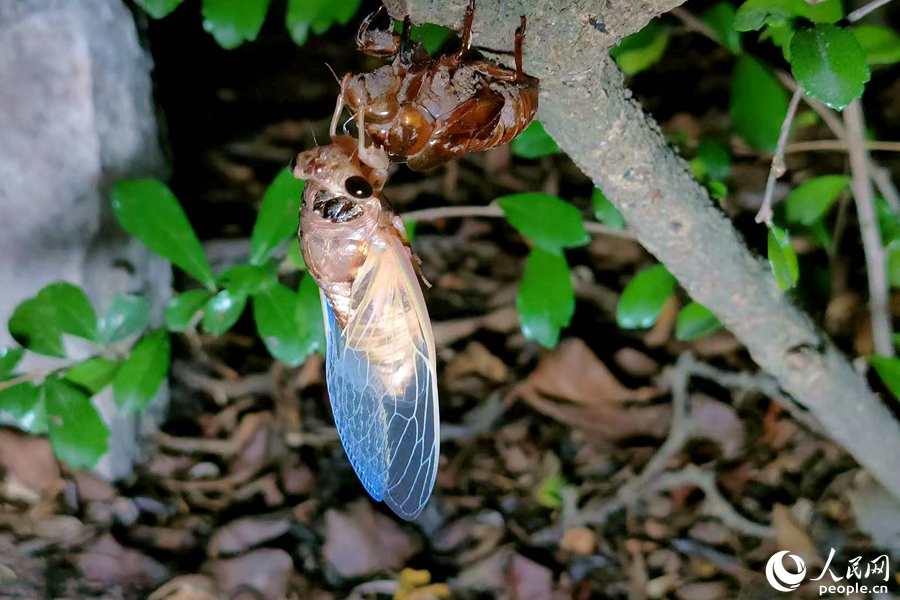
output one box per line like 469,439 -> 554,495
292,135 -> 439,520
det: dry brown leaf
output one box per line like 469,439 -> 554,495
691,395 -> 746,459
507,339 -> 666,442
772,504 -> 822,567
203,548 -> 293,600
508,554 -> 554,600
0,430 -> 60,502
445,341 -> 508,384
644,295 -> 679,348
559,527 -> 597,555
148,575 -> 219,600
323,500 -> 420,579
614,347 -> 661,378
207,513 -> 291,557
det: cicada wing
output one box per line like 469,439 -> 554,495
321,235 -> 439,520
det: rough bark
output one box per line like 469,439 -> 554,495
384,0 -> 900,499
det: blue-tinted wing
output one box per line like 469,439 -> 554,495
321,235 -> 439,520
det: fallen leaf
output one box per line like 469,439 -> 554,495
772,504 -> 822,567
73,534 -> 170,588
691,395 -> 746,459
148,575 -> 218,600
613,347 -> 661,377
323,500 -> 420,579
507,339 -> 666,442
560,528 -> 597,555
0,430 -> 60,501
508,554 -> 553,600
644,295 -> 679,348
208,513 -> 292,557
445,341 -> 508,384
676,580 -> 728,600
203,548 -> 293,600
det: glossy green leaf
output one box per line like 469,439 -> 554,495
98,296 -> 150,344
675,302 -> 723,340
592,188 -> 627,229
735,0 -> 810,31
784,175 -> 849,225
767,224 -> 800,290
807,0 -> 843,24
298,274 -> 325,354
876,196 -> 900,244
765,23 -> 795,59
516,248 -> 575,348
202,289 -> 248,335
535,474 -> 568,509
511,121 -> 561,159
692,140 -> 732,181
610,20 -> 670,75
870,354 -> 900,399
217,264 -> 272,297
853,25 -> 900,66
704,3 -> 742,53
113,329 -> 170,413
707,180 -> 729,200
253,282 -> 318,366
165,290 -> 212,332
135,0 -> 187,18
790,24 -> 871,110
287,0 -> 362,45
202,0 -> 273,48
730,55 -> 789,152
0,382 -> 41,423
887,241 -> 900,288
0,348 -> 24,381
496,193 -> 589,254
43,378 -> 108,469
112,180 -> 216,290
65,358 -> 121,395
409,23 -> 453,54
616,264 -> 676,329
9,283 -> 98,358
250,170 -> 306,265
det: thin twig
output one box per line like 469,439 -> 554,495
401,203 -> 637,239
670,7 -> 720,44
845,99 -> 894,357
756,88 -> 804,224
847,0 -> 896,22
786,140 -> 900,154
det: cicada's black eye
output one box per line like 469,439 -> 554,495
344,175 -> 373,199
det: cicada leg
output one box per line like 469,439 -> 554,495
453,0 -> 476,61
515,16 -> 527,79
356,6 -> 400,57
330,73 -> 354,140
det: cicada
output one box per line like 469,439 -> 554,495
331,0 -> 540,171
291,133 -> 439,520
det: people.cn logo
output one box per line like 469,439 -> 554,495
766,551 -> 807,592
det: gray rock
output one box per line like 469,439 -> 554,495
0,0 -> 170,480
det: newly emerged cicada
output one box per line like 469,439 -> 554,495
331,0 -> 540,171
291,134 -> 438,520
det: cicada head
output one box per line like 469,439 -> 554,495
291,135 -> 389,204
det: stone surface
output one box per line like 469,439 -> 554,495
0,0 -> 170,480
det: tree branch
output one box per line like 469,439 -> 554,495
385,0 -> 900,500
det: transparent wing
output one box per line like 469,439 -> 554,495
321,235 -> 439,520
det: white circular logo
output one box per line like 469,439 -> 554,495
765,551 -> 807,592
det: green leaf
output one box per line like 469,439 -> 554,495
516,248 -> 575,348
707,180 -> 729,200
250,170 -> 306,265
9,283 -> 99,358
43,378 -> 109,469
286,239 -> 307,271
112,180 -> 216,291
287,0 -> 362,45
592,188 -> 627,229
253,282 -> 318,366
135,0 -> 187,18
693,140 -> 732,181
675,302 -> 723,340
217,264 -> 272,296
298,274 -> 325,354
767,224 -> 800,289
704,2 -> 742,53
165,290 -> 212,332
98,296 -> 150,344
0,347 -> 25,381
202,0 -> 273,49
735,0 -> 810,32
496,193 -> 589,254
535,474 -> 568,509
784,175 -> 849,225
853,25 -> 900,66
887,241 -> 900,288
877,196 -> 900,244
730,55 -> 790,152
511,121 -> 561,159
0,382 -> 41,422
65,358 -> 121,395
409,23 -> 453,54
870,354 -> 900,399
765,23 -> 795,60
616,264 -> 676,329
202,289 -> 248,335
610,20 -> 670,75
790,24 -> 871,111
807,0 -> 843,24
113,329 -> 170,413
